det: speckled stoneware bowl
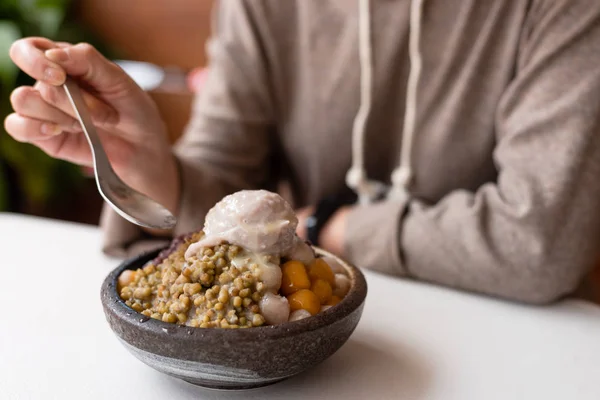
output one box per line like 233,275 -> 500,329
101,248 -> 367,390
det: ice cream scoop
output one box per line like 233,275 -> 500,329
185,190 -> 298,259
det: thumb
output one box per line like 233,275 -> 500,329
45,43 -> 136,98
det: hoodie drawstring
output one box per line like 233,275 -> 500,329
389,0 -> 425,202
346,0 -> 425,205
345,0 -> 387,205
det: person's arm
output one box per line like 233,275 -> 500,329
339,0 -> 600,304
102,0 -> 275,256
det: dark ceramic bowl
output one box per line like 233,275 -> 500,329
101,248 -> 367,390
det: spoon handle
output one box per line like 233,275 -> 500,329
63,77 -> 112,177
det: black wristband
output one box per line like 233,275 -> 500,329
305,191 -> 357,246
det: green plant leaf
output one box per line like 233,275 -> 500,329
36,0 -> 71,9
15,0 -> 36,13
0,135 -> 51,204
0,130 -> 83,207
0,21 -> 21,89
15,0 -> 70,38
32,7 -> 65,37
0,0 -> 18,14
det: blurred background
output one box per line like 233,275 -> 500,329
0,0 -> 213,224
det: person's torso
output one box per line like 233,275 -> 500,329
254,0 -> 532,206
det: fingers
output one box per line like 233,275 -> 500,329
9,37 -> 66,85
34,82 -> 118,126
35,131 -> 92,166
10,83 -> 117,131
10,86 -> 79,132
4,113 -> 63,143
4,113 -> 92,166
10,38 -> 135,101
45,43 -> 135,96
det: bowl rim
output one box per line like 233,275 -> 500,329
101,247 -> 368,343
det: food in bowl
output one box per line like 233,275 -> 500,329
101,247 -> 366,390
117,190 -> 352,329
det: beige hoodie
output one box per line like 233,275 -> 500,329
103,0 -> 600,304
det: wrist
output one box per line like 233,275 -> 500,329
305,191 -> 355,252
319,207 -> 350,255
118,146 -> 180,215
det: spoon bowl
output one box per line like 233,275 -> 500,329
98,173 -> 177,230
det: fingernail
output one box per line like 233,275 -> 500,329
41,123 -> 62,136
44,67 -> 66,85
45,49 -> 69,63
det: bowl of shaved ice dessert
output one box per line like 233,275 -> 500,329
101,190 -> 367,390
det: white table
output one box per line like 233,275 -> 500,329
2,212 -> 600,400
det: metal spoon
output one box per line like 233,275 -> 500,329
63,77 -> 177,230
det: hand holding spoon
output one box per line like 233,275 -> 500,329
63,77 -> 177,230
